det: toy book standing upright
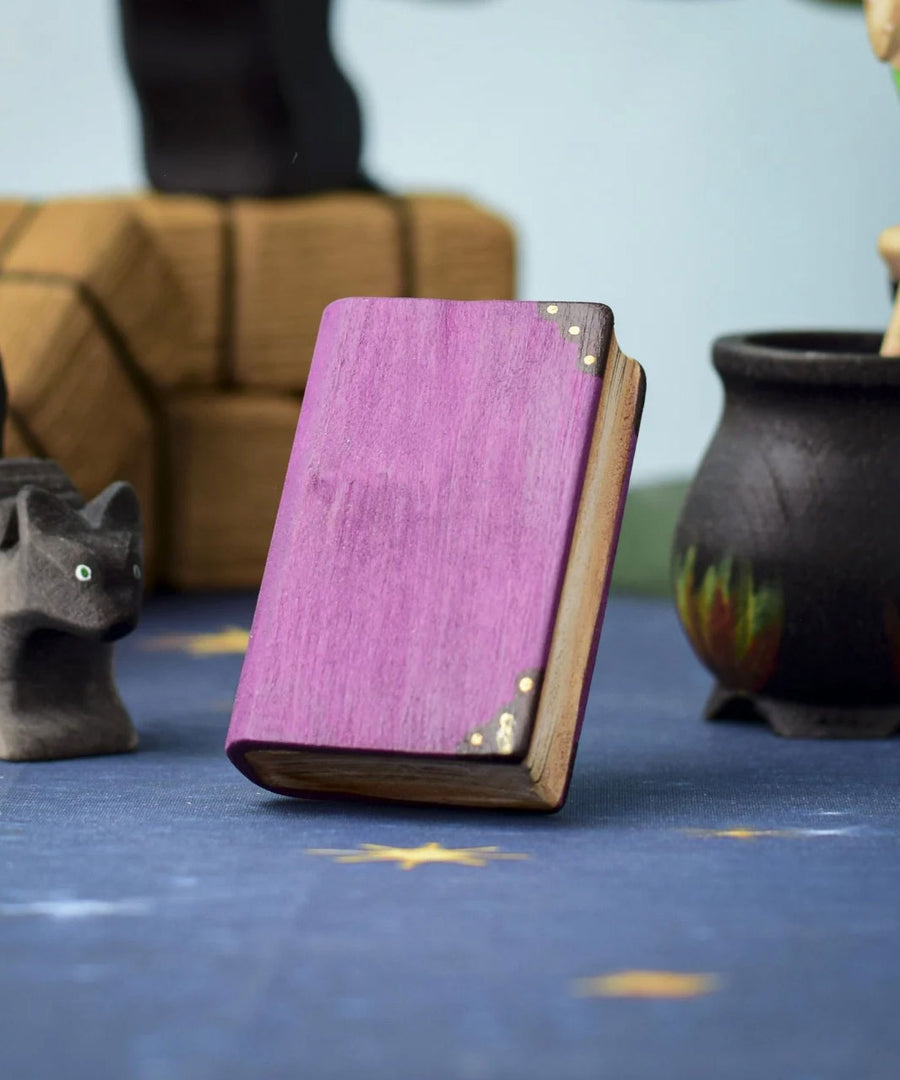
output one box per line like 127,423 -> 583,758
227,298 -> 645,810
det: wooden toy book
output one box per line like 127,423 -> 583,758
227,298 -> 645,810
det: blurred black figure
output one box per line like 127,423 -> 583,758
119,0 -> 371,197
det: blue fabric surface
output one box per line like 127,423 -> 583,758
2,593 -> 899,1080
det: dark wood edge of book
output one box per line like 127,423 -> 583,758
525,336 -> 646,809
227,740 -> 557,811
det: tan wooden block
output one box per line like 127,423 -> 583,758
0,200 -> 32,254
164,393 -> 301,588
404,195 -> 516,301
232,193 -> 404,390
0,198 -> 195,387
0,278 -> 157,559
3,415 -> 34,458
127,194 -> 224,385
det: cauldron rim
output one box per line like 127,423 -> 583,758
713,330 -> 900,389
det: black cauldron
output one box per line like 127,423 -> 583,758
673,330 -> 900,737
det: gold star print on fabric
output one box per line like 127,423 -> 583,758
685,827 -> 787,841
143,626 -> 250,656
305,842 -> 530,870
684,827 -> 853,841
573,971 -> 721,1000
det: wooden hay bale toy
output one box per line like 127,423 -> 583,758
164,393 -> 302,589
0,192 -> 516,588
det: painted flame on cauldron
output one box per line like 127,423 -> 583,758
674,547 -> 784,694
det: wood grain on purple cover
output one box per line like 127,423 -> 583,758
228,298 -> 609,757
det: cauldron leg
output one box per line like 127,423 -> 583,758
704,685 -> 765,725
705,684 -> 900,738
760,699 -> 900,739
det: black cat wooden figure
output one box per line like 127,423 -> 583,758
0,460 -> 144,761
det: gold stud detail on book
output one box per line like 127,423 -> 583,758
537,302 -> 608,378
497,712 -> 515,754
459,668 -> 544,758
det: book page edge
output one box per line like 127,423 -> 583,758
526,337 -> 645,808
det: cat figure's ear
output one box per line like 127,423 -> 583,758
17,485 -> 86,542
83,482 -> 141,533
0,502 -> 17,549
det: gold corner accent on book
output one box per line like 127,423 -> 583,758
537,301 -> 610,377
526,334 -> 645,809
457,668 -> 544,758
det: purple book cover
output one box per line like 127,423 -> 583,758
227,298 -> 642,800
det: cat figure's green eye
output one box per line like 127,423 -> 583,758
75,564 -> 92,583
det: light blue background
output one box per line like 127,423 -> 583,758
1,0 -> 897,481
